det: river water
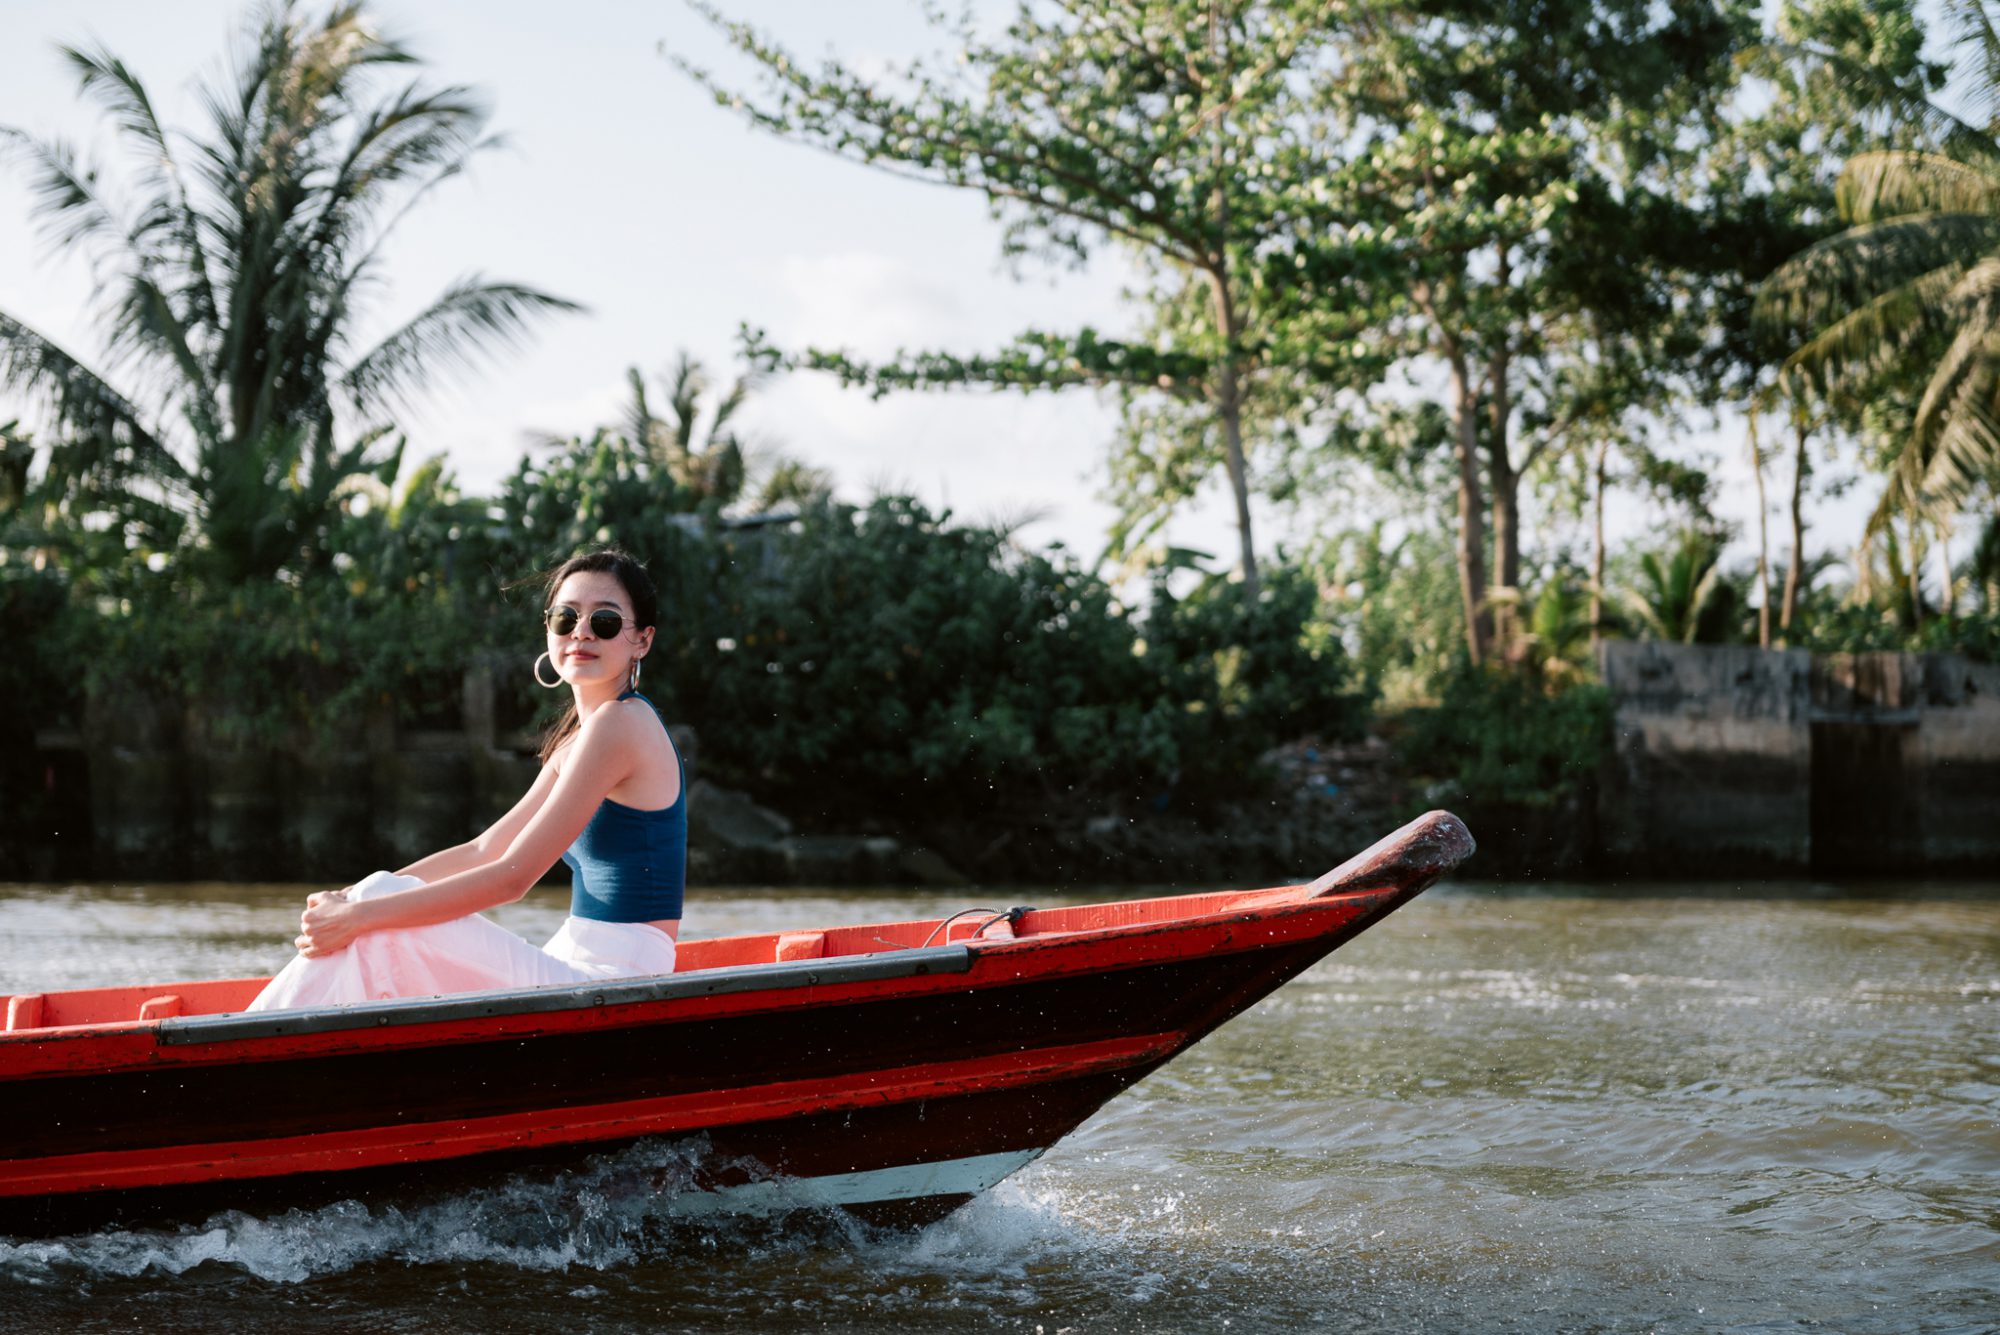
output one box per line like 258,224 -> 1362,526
0,878 -> 1995,1334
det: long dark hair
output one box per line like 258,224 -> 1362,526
535,548 -> 660,765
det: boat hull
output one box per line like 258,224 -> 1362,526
0,811 -> 1474,1236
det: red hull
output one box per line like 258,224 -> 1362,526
0,811 -> 1473,1235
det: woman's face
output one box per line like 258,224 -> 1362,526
546,570 -> 654,690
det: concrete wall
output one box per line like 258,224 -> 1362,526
1599,641 -> 2000,875
11,665 -> 545,882
1597,642 -> 1813,873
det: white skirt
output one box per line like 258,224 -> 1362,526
245,871 -> 678,1013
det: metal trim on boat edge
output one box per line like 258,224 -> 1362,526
157,945 -> 976,1045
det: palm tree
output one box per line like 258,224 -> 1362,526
620,352 -> 841,515
0,1 -> 579,581
747,458 -> 834,513
1621,532 -> 1733,644
623,354 -> 749,510
1755,1 -> 2000,522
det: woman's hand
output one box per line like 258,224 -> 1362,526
298,887 -> 367,958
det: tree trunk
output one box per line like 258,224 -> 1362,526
1199,13 -> 1259,600
1485,344 -> 1519,653
1938,518 -> 1956,619
1448,352 -> 1490,664
1750,407 -> 1771,649
1485,258 -> 1519,653
1590,436 -> 1609,652
1203,269 -> 1259,598
1780,411 -> 1809,638
1906,509 -> 1925,629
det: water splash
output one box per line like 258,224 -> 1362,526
0,1138 -> 815,1284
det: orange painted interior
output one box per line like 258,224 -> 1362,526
2,881 -> 1312,1035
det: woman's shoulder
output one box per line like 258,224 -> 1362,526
573,695 -> 669,750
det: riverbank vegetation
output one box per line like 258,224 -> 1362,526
5,0 -> 2000,878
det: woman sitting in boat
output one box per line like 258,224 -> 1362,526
247,549 -> 685,1012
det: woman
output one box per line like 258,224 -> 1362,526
247,549 -> 685,1011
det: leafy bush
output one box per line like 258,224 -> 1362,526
1397,662 -> 1612,809
21,424 -> 1370,833
0,565 -> 78,731
1793,605 -> 2000,662
639,496 -> 1367,827
1140,562 -> 1371,796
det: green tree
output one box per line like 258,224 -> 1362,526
681,0 -> 1390,596
1300,0 -> 1754,662
0,0 -> 578,582
1619,530 -> 1743,643
1725,0 -> 1943,636
623,353 -> 750,509
1755,0 -> 2000,536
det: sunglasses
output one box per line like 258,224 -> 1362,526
544,605 -> 627,639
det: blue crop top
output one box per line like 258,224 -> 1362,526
561,692 -> 687,924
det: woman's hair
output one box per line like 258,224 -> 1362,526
536,548 -> 660,765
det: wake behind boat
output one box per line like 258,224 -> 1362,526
0,810 -> 1474,1237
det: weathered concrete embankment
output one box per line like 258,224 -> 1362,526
1593,641 -> 2000,876
6,644 -> 1998,884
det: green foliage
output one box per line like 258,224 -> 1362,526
1141,563 -> 1372,787
636,497 -> 1366,825
0,564 -> 79,729
500,429 -> 687,560
1521,575 -> 1601,683
687,497 -> 1165,818
1313,522 -> 1465,707
688,0 -> 1394,589
59,561 -> 512,749
1398,664 -> 1613,809
1618,530 -> 1746,643
0,1 -> 577,582
1754,0 -> 2000,513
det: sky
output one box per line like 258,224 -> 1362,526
0,0 -> 1876,582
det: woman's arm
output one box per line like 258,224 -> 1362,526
297,712 -> 642,955
394,761 -> 566,883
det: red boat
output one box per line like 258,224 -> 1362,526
0,810 -> 1473,1237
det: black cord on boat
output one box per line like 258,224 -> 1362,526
920,908 -> 1001,948
917,905 -> 1038,947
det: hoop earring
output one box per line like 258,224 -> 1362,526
628,657 -> 644,691
533,652 -> 563,689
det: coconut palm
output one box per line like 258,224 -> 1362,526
0,1 -> 579,581
1755,1 -> 2000,518
623,354 -> 750,510
747,458 -> 834,513
1621,532 -> 1735,644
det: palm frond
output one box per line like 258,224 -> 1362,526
339,275 -> 583,415
0,308 -> 185,479
666,353 -> 707,460
1912,279 -> 2000,444
1682,562 -> 1724,642
0,129 -> 140,260
1836,150 -> 2000,223
1617,586 -> 1671,641
1757,212 -> 2000,341
621,366 -> 651,441
1944,0 -> 2000,133
1777,264 -> 1969,393
1767,34 -> 2000,166
1916,368 -> 2000,497
58,41 -> 219,332
304,83 -> 492,261
709,372 -> 753,437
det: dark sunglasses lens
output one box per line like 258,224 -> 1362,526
545,606 -> 579,636
589,610 -> 624,639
